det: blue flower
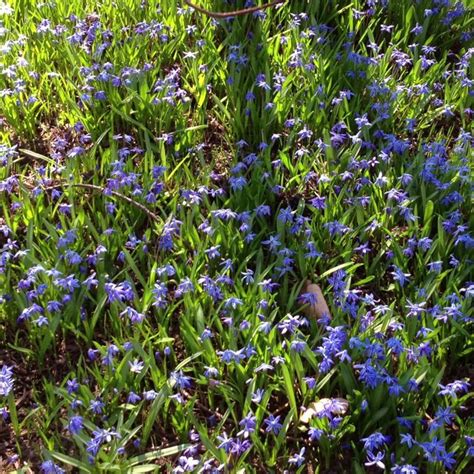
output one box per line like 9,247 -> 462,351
127,391 -> 141,404
251,388 -> 264,403
438,379 -> 470,398
66,378 -> 79,395
40,460 -> 65,474
289,447 -> 305,467
361,432 -> 390,452
68,415 -> 84,435
364,451 -> 385,469
171,370 -> 192,390
89,399 -> 105,414
217,432 -> 233,453
105,281 -> 135,303
264,414 -> 282,435
238,412 -> 256,438
400,433 -> 415,448
290,339 -> 306,353
308,427 -> 324,441
391,464 -> 418,474
0,365 -> 14,396
390,265 -> 410,287
465,436 -> 474,456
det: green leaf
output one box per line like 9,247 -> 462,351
49,452 -> 93,473
281,365 -> 298,414
319,262 -> 362,279
141,386 -> 169,445
130,465 -> 160,473
127,444 -> 190,467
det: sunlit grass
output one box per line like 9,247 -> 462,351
0,0 -> 473,472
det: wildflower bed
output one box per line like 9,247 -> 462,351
0,0 -> 473,472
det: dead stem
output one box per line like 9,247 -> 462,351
43,182 -> 161,223
184,0 -> 286,19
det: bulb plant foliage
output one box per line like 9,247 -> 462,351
0,0 -> 473,472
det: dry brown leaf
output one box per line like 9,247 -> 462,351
300,398 -> 349,424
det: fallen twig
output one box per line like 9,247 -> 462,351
184,0 -> 286,18
43,182 -> 161,223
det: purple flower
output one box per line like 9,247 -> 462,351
66,378 -> 79,395
300,292 -> 318,307
310,195 -> 326,209
171,371 -> 192,390
174,455 -> 200,472
120,306 -> 145,324
175,277 -> 194,297
365,451 -> 385,469
251,388 -> 264,403
465,436 -> 474,456
290,339 -> 306,353
258,278 -> 279,293
127,391 -> 141,404
143,390 -> 158,401
361,432 -> 390,452
289,447 -> 305,467
203,366 -> 219,378
278,206 -> 294,224
0,365 -> 14,396
224,297 -> 242,310
90,399 -> 105,415
40,461 -> 65,474
238,412 -> 256,438
229,176 -> 247,191
264,414 -> 282,435
67,146 -> 85,158
309,427 -> 324,441
217,432 -> 233,453
241,268 -> 254,285
438,379 -> 470,398
68,415 -> 84,435
104,281 -> 135,303
390,265 -> 410,287
255,204 -> 271,217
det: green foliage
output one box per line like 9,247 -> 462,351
0,0 -> 472,472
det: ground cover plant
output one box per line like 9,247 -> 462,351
0,0 -> 473,472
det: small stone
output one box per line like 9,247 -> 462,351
301,280 -> 331,320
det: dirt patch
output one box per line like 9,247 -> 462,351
201,115 -> 233,180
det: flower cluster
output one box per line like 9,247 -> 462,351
0,0 -> 472,471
